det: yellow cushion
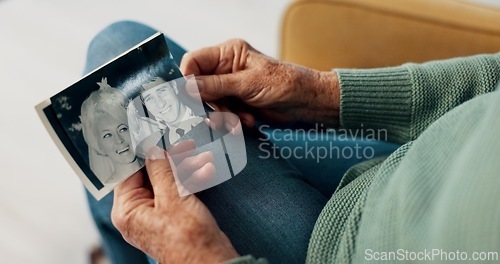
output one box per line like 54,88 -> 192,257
281,0 -> 500,70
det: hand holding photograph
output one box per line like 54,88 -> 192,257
36,33 -> 247,200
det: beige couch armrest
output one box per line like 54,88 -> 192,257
280,0 -> 500,70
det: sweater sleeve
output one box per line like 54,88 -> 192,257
336,53 -> 500,144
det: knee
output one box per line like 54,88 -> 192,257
88,20 -> 156,51
103,20 -> 146,31
84,20 -> 157,73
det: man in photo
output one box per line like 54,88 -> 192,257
141,77 -> 203,143
127,76 -> 204,158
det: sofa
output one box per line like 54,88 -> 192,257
280,0 -> 500,70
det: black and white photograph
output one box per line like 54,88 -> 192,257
127,75 -> 206,159
36,33 -> 207,200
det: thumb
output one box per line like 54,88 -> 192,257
145,147 -> 179,205
196,73 -> 244,102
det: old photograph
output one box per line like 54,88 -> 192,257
127,75 -> 205,159
36,33 -> 207,199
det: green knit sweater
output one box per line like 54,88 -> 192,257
228,54 -> 500,264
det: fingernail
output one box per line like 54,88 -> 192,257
204,117 -> 211,126
195,78 -> 204,93
225,122 -> 236,135
147,146 -> 165,160
171,139 -> 195,148
205,117 -> 217,130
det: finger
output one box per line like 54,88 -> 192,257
185,75 -> 201,99
180,46 -> 222,76
237,112 -> 255,128
206,111 -> 243,133
205,108 -> 229,130
168,151 -> 215,197
185,71 -> 244,102
209,103 -> 228,113
166,139 -> 196,163
114,169 -> 146,197
181,39 -> 251,76
181,162 -> 216,194
145,147 -> 178,204
175,151 -> 214,182
112,170 -> 154,239
195,73 -> 243,102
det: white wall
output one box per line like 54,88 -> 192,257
471,0 -> 500,7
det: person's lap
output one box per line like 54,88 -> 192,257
87,131 -> 327,264
84,21 -> 331,264
85,20 -> 402,264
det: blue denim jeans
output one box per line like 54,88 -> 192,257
84,21 -> 399,264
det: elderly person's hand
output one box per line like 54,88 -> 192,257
181,39 -> 340,127
111,143 -> 239,264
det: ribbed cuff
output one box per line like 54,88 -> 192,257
335,66 -> 414,143
223,255 -> 268,264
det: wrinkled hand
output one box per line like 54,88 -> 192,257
111,143 -> 239,264
168,140 -> 216,195
181,39 -> 340,127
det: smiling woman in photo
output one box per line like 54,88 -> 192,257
80,77 -> 141,184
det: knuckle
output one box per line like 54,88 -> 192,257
184,156 -> 198,168
204,151 -> 215,162
226,38 -> 248,47
212,75 -> 224,93
111,208 -> 130,232
150,162 -> 172,178
184,154 -> 203,169
195,162 -> 215,179
235,38 -> 248,46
